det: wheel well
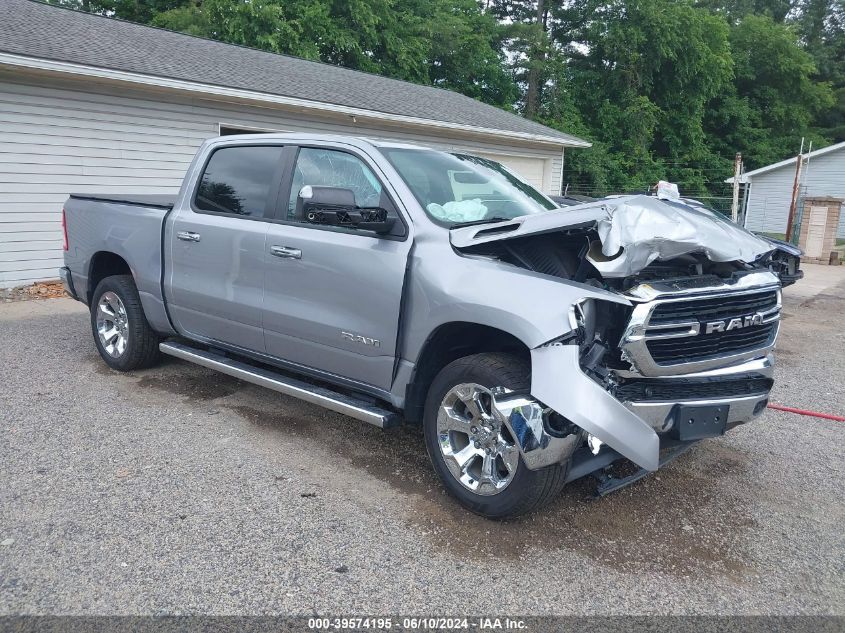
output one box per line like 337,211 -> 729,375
87,252 -> 131,304
404,322 -> 530,424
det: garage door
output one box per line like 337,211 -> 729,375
474,153 -> 547,191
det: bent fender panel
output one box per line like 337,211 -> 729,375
530,345 -> 659,471
400,245 -> 632,364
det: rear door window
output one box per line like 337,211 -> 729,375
195,146 -> 285,217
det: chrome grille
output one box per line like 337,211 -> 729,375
648,290 -> 779,325
646,289 -> 779,364
620,277 -> 782,376
647,321 -> 777,364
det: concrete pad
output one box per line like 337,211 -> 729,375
782,262 -> 845,303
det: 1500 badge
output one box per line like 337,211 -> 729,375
341,331 -> 381,347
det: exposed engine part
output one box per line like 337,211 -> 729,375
452,194 -> 802,288
497,233 -> 583,279
765,240 -> 804,286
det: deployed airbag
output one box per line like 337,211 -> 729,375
427,199 -> 488,222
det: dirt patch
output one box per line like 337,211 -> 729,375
226,404 -> 434,498
1,281 -> 66,303
799,293 -> 845,309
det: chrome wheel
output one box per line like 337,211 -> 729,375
96,291 -> 129,358
436,383 -> 519,496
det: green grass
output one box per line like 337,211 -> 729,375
760,231 -> 787,241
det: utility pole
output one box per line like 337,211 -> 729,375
739,163 -> 750,227
785,138 -> 805,243
730,152 -> 742,222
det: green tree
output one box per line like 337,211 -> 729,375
45,0 -> 842,198
796,0 -> 845,139
47,0 -> 192,23
151,0 -> 516,107
694,0 -> 798,22
391,0 -> 517,105
552,0 -> 733,195
706,14 -> 833,168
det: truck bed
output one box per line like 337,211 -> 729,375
63,193 -> 173,334
69,193 -> 177,209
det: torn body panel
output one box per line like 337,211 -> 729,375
529,344 -> 660,471
450,194 -> 774,278
589,196 -> 773,277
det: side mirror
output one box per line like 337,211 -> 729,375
297,185 -> 397,235
298,185 -> 355,210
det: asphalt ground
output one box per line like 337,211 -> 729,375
0,269 -> 843,616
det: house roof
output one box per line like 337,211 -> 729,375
726,140 -> 845,184
0,0 -> 590,148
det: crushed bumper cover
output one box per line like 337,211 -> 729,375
531,344 -> 661,471
618,355 -> 774,432
521,347 -> 774,473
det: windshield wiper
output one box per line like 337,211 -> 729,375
450,216 -> 515,229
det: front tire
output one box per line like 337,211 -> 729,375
423,353 -> 568,519
91,274 -> 160,371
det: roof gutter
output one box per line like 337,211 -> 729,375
726,139 -> 845,183
0,52 -> 592,149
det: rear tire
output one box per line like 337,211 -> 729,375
423,353 -> 568,519
90,274 -> 161,371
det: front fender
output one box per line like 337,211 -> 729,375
402,249 -> 631,360
530,344 -> 659,471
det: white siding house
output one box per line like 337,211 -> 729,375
0,0 -> 589,288
729,141 -> 845,239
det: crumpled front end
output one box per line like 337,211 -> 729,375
505,270 -> 781,476
587,195 -> 773,277
447,194 -> 787,480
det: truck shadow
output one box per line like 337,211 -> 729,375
406,441 -> 754,579
225,398 -> 755,580
104,356 -> 757,580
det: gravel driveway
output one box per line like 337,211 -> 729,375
1,274 -> 843,616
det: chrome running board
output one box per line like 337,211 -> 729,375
159,341 -> 400,428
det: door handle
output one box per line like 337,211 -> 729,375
177,231 -> 201,242
270,245 -> 302,259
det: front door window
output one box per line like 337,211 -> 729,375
287,148 -> 383,219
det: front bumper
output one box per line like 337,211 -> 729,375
516,274 -> 782,474
617,354 -> 774,433
520,347 -> 773,474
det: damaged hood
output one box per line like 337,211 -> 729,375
449,194 -> 774,277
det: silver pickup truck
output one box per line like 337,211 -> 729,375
61,133 -> 801,518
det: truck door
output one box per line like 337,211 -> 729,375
166,144 -> 287,353
262,144 -> 412,391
